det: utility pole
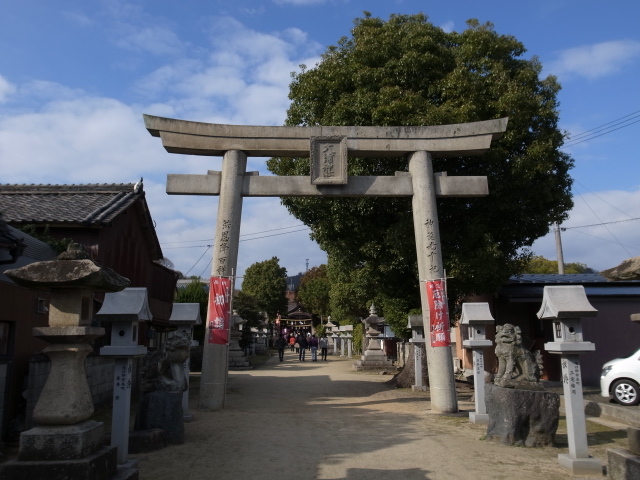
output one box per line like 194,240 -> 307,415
554,222 -> 565,274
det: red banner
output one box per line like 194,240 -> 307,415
426,279 -> 451,347
207,276 -> 231,345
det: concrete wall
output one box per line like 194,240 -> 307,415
24,354 -> 140,430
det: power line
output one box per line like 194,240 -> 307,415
563,109 -> 640,148
563,217 -> 640,230
563,228 -> 640,252
199,257 -> 213,278
240,228 -> 310,242
161,223 -> 307,245
575,193 -> 632,257
163,227 -> 311,250
564,118 -> 640,148
184,245 -> 211,277
567,109 -> 640,141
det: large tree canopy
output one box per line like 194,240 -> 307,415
267,13 -> 573,333
297,264 -> 331,317
241,257 -> 288,321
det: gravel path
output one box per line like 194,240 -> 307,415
134,353 -> 607,480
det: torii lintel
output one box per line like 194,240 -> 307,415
143,115 -> 508,158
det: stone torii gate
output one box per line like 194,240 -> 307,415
144,114 -> 508,414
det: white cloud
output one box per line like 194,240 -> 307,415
0,16 -> 328,278
62,10 -> 94,28
114,24 -> 185,56
134,16 -> 322,125
0,75 -> 16,103
440,21 -> 455,33
548,40 -> 640,80
531,188 -> 640,272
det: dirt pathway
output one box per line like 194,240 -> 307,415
133,353 -> 608,480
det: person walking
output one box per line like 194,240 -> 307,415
297,333 -> 308,361
289,334 -> 296,352
309,334 -> 319,361
319,334 -> 329,361
275,334 -> 286,361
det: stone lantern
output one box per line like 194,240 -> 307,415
332,330 -> 340,356
460,302 -> 494,423
407,314 -> 426,392
339,326 -> 347,357
168,303 -> 201,420
0,243 -> 131,480
342,324 -> 354,358
537,285 -> 601,475
96,287 -> 152,466
354,305 -> 393,371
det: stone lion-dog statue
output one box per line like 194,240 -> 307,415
494,323 -> 543,389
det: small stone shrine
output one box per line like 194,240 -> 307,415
460,302 -> 494,424
407,314 -> 427,392
0,243 -> 135,480
354,305 -> 394,371
538,285 -> 602,475
97,287 -> 151,467
134,330 -> 191,444
485,322 -> 559,447
168,302 -> 201,420
228,313 -> 252,370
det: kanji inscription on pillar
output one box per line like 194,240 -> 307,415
310,136 -> 348,185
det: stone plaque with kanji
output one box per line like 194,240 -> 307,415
310,136 -> 348,185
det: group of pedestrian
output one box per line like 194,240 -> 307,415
274,332 -> 331,362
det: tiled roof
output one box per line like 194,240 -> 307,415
0,183 -> 141,225
0,181 -> 163,260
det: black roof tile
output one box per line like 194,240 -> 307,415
0,183 -> 139,226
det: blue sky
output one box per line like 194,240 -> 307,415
2,0 -> 640,280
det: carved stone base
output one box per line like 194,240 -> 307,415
134,391 -> 184,444
353,350 -> 394,371
558,453 -> 603,476
608,448 -> 640,480
485,384 -> 559,447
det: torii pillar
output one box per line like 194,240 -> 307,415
144,115 -> 508,413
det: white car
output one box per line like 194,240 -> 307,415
600,347 -> 640,406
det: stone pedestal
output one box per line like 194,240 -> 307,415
135,391 -> 184,445
354,327 -> 394,371
607,428 -> 640,480
485,384 -> 559,447
2,421 -> 137,480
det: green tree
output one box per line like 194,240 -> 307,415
233,290 -> 264,328
523,256 -> 595,274
268,13 -> 573,322
297,265 -> 331,317
174,278 -> 209,344
241,257 -> 288,321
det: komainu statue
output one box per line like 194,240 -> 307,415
494,323 -> 543,389
140,330 -> 191,394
